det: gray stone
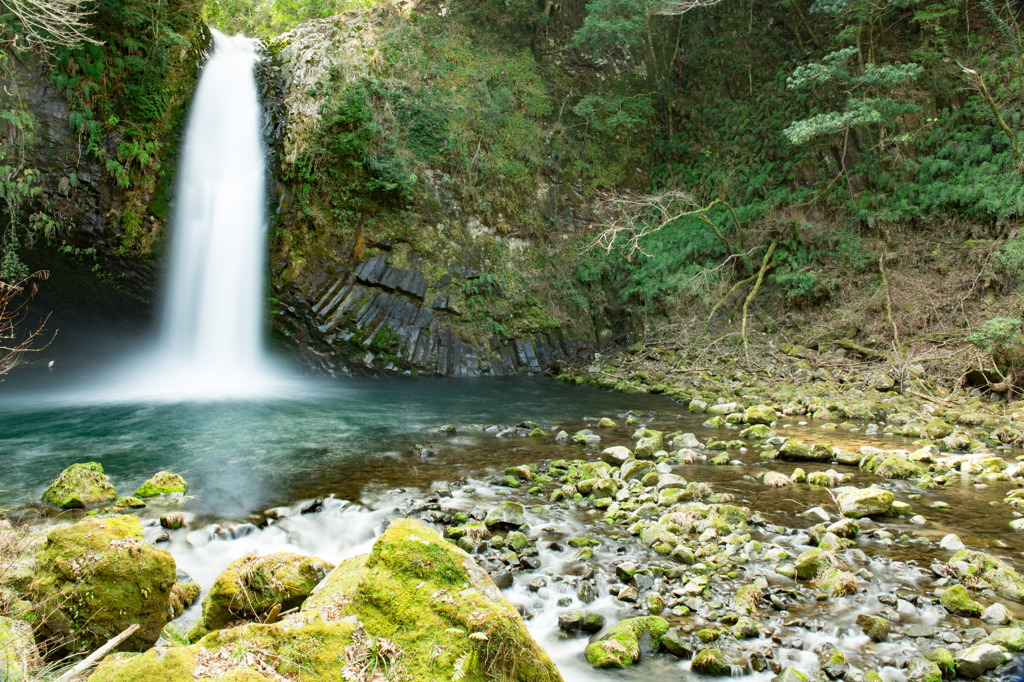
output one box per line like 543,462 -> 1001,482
907,657 -> 942,682
484,501 -> 525,528
661,627 -> 691,657
801,506 -> 830,523
955,643 -> 1004,678
982,603 -> 1012,625
939,534 -> 965,551
601,446 -> 632,466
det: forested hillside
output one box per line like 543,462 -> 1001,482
0,0 -> 1020,381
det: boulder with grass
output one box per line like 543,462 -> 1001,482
0,616 -> 38,680
198,552 -> 335,630
949,549 -> 1024,602
41,462 -> 116,509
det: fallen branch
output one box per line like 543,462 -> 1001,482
905,389 -> 954,407
52,623 -> 139,682
834,339 -> 888,360
742,241 -> 777,363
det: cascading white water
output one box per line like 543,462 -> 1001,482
161,30 -> 266,375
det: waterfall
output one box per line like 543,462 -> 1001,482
96,29 -> 292,401
161,30 -> 266,375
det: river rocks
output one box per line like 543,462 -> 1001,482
779,441 -> 831,462
856,614 -> 891,642
0,616 -> 37,680
602,446 -> 632,466
634,433 -> 663,459
818,644 -> 848,679
773,667 -> 810,682
621,459 -> 655,482
661,627 -> 691,657
708,403 -> 738,415
926,648 -> 957,678
985,627 -> 1024,652
29,515 -> 176,653
598,417 -> 616,428
198,552 -> 335,630
692,647 -> 728,675
818,568 -> 857,597
41,462 -> 116,509
485,501 -> 526,529
949,549 -> 1024,602
939,534 -> 965,551
954,643 -> 1004,678
586,616 -> 668,668
907,657 -> 943,682
862,451 -> 924,479
673,433 -> 702,448
745,405 -> 777,425
835,487 -> 894,517
940,584 -> 982,616
982,602 -> 1012,625
134,471 -> 186,497
794,548 -> 825,579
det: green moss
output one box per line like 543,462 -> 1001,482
41,462 -> 116,509
692,648 -> 728,675
29,515 -> 176,654
926,648 -> 957,678
134,471 -> 186,497
0,616 -> 37,680
169,581 -> 201,618
114,496 -> 146,508
585,616 -> 669,669
304,518 -> 560,681
949,550 -> 1024,602
201,552 -> 335,630
939,584 -> 982,616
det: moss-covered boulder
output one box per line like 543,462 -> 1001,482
779,441 -> 831,462
692,647 -> 728,675
940,584 -> 982,616
200,552 -> 335,630
949,549 -> 1024,602
134,472 -> 186,498
114,496 -> 146,508
585,616 -> 669,668
0,616 -> 38,680
744,405 -> 777,425
301,518 -> 562,681
29,515 -> 176,653
42,462 -> 116,509
484,501 -> 526,529
794,548 -> 825,580
926,648 -> 957,678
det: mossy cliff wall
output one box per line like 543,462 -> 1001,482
260,2 -> 652,376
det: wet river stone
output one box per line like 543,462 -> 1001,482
586,616 -> 668,668
484,501 -> 526,529
955,643 -> 1005,678
835,487 -> 894,517
134,471 -> 186,497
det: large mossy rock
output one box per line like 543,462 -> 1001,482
585,616 -> 669,668
302,517 -> 562,681
93,518 -> 560,682
199,552 -> 335,630
0,615 -> 38,680
41,462 -> 116,509
29,515 -> 176,653
134,471 -> 186,498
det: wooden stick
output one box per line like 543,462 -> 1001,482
834,339 -> 888,360
906,389 -> 954,407
53,623 -> 140,682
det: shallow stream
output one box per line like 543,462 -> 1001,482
2,374 -> 1022,681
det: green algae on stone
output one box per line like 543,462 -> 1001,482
200,552 -> 335,630
984,627 -> 1024,652
794,548 -> 825,580
134,471 -> 186,498
29,515 -> 176,654
817,567 -> 858,596
863,452 -> 925,479
485,501 -> 526,528
836,488 -> 894,518
585,616 -> 669,669
114,496 -> 146,508
41,462 -> 116,509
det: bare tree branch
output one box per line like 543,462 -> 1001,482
0,0 -> 102,52
651,0 -> 727,16
0,272 -> 52,375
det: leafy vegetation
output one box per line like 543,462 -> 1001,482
204,0 -> 377,38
